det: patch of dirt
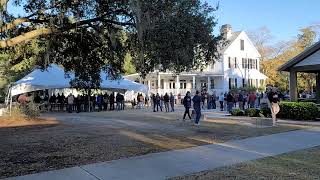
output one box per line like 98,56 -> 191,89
0,117 -> 59,128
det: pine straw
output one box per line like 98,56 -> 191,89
0,117 -> 59,128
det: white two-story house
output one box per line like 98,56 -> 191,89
125,24 -> 267,96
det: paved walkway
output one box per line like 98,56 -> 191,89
204,111 -> 320,126
5,128 -> 320,180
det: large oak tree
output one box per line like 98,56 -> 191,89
0,0 -> 222,89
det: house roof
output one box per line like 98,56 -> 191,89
222,31 -> 241,51
278,40 -> 320,72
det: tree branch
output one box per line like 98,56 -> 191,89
0,28 -> 58,48
0,16 -> 134,48
0,17 -> 30,32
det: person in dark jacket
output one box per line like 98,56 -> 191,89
163,93 -> 170,112
152,94 -> 157,112
156,93 -> 161,112
120,94 -> 125,110
226,92 -> 234,113
169,93 -> 175,112
192,91 -> 202,125
49,94 -> 56,111
109,92 -> 115,110
116,93 -> 121,110
182,91 -> 192,121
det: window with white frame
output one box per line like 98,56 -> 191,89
180,82 -> 187,89
229,78 -> 237,89
228,57 -> 237,69
210,79 -> 215,89
240,39 -> 244,50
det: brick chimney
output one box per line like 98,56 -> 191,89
220,24 -> 232,39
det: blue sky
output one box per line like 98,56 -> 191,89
209,0 -> 320,43
7,0 -> 320,43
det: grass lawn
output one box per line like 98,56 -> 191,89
170,146 -> 320,180
0,110 -> 303,178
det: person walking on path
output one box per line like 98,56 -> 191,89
164,93 -> 170,112
169,93 -> 175,112
192,91 -> 202,125
182,91 -> 192,121
268,87 -> 280,126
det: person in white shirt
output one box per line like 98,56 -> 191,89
67,93 -> 74,113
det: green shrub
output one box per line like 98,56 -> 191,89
298,99 -> 317,103
278,102 -> 318,120
20,102 -> 40,119
260,107 -> 271,118
245,108 -> 260,117
230,109 -> 245,116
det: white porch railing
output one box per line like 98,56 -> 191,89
152,88 -> 225,96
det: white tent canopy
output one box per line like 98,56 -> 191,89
10,64 -> 148,96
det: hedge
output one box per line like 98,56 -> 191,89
230,102 -> 319,121
278,102 -> 318,120
230,109 -> 245,116
245,108 -> 260,117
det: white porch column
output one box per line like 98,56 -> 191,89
207,76 -> 211,92
289,70 -> 297,101
157,73 -> 161,92
192,76 -> 196,90
176,75 -> 180,94
148,80 -> 151,91
316,72 -> 320,103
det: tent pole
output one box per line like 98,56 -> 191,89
9,87 -> 12,116
88,89 -> 91,112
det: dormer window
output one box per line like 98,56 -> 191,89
240,39 -> 244,51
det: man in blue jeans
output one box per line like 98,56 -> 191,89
192,90 -> 202,125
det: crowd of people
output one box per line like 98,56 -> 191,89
17,91 -> 127,113
192,89 -> 286,114
150,93 -> 175,112
15,86 -> 285,126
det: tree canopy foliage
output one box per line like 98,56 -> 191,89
0,0 -> 222,92
256,26 -> 319,92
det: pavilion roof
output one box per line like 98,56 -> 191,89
278,40 -> 320,72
